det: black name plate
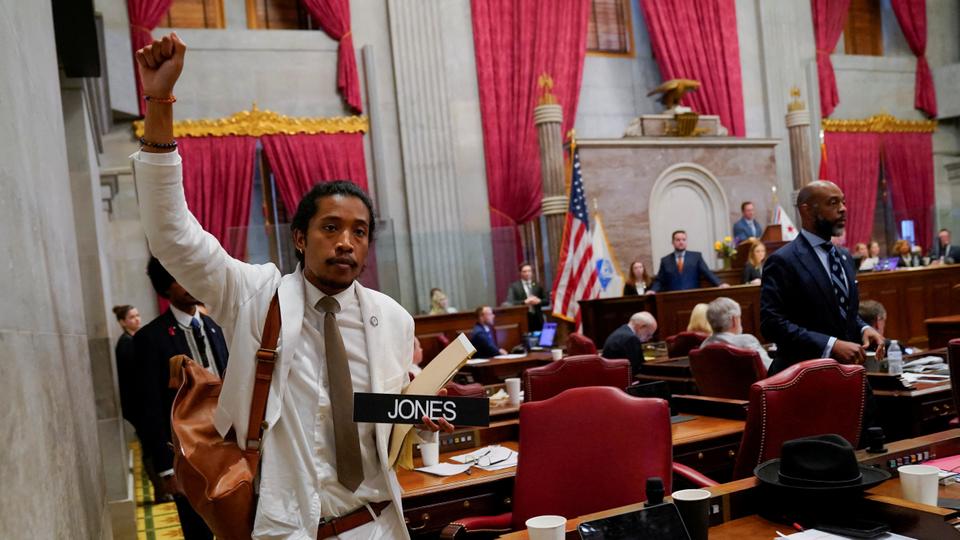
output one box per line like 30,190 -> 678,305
353,393 -> 490,426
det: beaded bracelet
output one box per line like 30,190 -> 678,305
139,137 -> 178,149
144,95 -> 177,104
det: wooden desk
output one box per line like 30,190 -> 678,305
399,415 -> 745,537
873,381 -> 955,441
927,314 -> 960,350
580,264 -> 960,348
415,306 -> 529,366
457,352 -> 553,385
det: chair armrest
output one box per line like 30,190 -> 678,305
672,394 -> 748,419
672,462 -> 719,488
440,512 -> 513,539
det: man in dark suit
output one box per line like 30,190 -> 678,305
506,262 -> 549,331
733,201 -> 764,245
470,305 -> 508,358
760,181 -> 884,376
601,312 -> 657,375
649,230 -> 728,292
136,258 -> 228,540
932,229 -> 960,263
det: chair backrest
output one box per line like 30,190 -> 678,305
948,339 -> 960,415
733,359 -> 866,479
512,387 -> 672,528
442,381 -> 486,398
523,355 -> 632,403
566,332 -> 598,356
689,342 -> 767,400
666,331 -> 709,357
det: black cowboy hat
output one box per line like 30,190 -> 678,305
755,434 -> 890,493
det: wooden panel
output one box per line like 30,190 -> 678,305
248,0 -> 309,29
587,0 -> 631,54
844,0 -> 883,56
926,315 -> 960,349
414,306 -> 529,365
163,0 -> 224,29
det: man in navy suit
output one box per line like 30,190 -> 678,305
733,201 -> 764,245
760,181 -> 884,376
649,230 -> 728,293
135,258 -> 228,540
470,305 -> 507,358
932,229 -> 960,264
601,312 -> 658,375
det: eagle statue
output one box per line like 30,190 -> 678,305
646,79 -> 701,110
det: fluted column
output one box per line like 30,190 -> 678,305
534,100 -> 567,272
786,87 -> 814,190
387,0 -> 469,312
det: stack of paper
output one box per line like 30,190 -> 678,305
450,445 -> 519,471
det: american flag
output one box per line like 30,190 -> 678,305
551,147 -> 600,324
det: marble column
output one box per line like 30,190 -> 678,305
534,103 -> 567,274
785,88 -> 814,190
387,0 -> 470,313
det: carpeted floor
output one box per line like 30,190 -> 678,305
132,442 -> 185,540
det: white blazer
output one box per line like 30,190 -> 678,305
133,151 -> 415,529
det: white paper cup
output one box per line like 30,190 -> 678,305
551,348 -> 563,361
419,431 -> 440,466
525,515 -> 566,540
505,378 -> 522,406
898,464 -> 939,506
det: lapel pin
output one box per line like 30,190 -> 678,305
370,316 -> 379,327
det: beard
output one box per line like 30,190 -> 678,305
814,215 -> 844,238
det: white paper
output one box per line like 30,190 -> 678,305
414,462 -> 472,477
493,353 -> 527,360
466,358 -> 490,365
783,529 -> 915,540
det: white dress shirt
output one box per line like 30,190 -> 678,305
254,276 -> 400,539
169,304 -> 219,378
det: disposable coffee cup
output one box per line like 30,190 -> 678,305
672,488 -> 711,540
551,348 -> 563,361
898,464 -> 939,506
864,351 -> 879,372
419,431 -> 440,466
505,377 -> 522,406
525,515 -> 566,540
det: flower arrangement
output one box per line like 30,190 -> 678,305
714,236 -> 737,260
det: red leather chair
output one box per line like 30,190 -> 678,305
441,387 -> 715,538
666,331 -> 709,357
522,355 -> 631,403
443,381 -> 486,398
688,342 -> 768,400
566,332 -> 598,356
948,339 -> 960,423
732,359 -> 866,479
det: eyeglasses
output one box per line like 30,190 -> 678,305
463,447 -> 513,474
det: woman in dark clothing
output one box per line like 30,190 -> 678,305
113,305 -> 142,426
623,260 -> 652,295
742,240 -> 766,284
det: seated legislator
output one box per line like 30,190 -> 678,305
742,240 -> 766,285
470,305 -> 507,358
687,303 -> 712,335
851,242 -> 867,271
622,259 -> 651,295
601,312 -> 658,374
701,297 -> 772,369
932,228 -> 960,264
649,230 -> 727,293
732,201 -> 763,245
892,239 -> 917,268
859,240 -> 881,271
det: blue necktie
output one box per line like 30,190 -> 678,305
822,244 -> 849,319
189,318 -> 210,368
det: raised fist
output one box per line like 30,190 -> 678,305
135,32 -> 187,98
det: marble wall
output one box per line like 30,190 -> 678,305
0,1 -> 110,538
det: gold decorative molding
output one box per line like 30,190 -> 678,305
822,113 -> 936,133
133,103 -> 368,138
537,73 -> 557,106
787,86 -> 806,112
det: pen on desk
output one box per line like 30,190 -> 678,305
792,522 -> 805,532
775,532 -> 788,538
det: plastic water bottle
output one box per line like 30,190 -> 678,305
887,340 -> 903,375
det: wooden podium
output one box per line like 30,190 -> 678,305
731,225 -> 789,268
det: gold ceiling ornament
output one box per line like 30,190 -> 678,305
821,113 -> 936,133
537,73 -> 558,106
133,103 -> 369,138
787,86 -> 806,112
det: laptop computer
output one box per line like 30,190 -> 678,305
875,257 -> 900,271
625,381 -> 695,424
537,322 -> 558,348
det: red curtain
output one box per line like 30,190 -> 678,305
177,136 -> 257,259
126,0 -> 174,116
891,0 -> 937,118
471,0 -> 590,297
811,0 -> 851,118
301,0 -> 362,113
882,132 -> 934,249
639,0 -> 746,136
822,131 -> 881,247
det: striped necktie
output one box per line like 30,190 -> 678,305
822,244 -> 849,319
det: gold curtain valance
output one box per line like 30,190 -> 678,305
821,113 -> 936,134
132,104 -> 368,138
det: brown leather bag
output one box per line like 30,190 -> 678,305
169,294 -> 280,540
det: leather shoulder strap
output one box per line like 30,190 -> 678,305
246,292 -> 281,450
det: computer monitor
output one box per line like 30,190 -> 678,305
538,322 -> 558,348
876,257 -> 900,271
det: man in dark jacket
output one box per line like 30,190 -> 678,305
601,312 -> 658,376
649,231 -> 728,292
470,305 -> 507,358
135,258 -> 228,540
505,262 -> 549,331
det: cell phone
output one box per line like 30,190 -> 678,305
815,518 -> 890,538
